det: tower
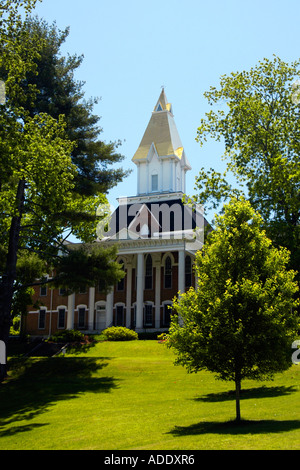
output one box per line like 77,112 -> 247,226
132,88 -> 191,196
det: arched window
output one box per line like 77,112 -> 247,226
185,255 -> 192,288
77,305 -> 86,329
115,303 -> 125,326
144,302 -> 154,327
145,254 -> 153,289
117,259 -> 125,291
38,308 -> 46,330
164,256 -> 172,289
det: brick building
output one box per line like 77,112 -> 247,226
23,89 -> 205,336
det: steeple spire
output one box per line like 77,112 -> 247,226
132,90 -> 191,196
153,87 -> 172,113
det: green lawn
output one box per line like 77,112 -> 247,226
0,339 -> 299,450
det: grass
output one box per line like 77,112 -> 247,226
0,339 -> 299,450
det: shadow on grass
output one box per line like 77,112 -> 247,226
0,356 -> 117,438
194,385 -> 298,403
169,419 -> 300,437
168,384 -> 300,438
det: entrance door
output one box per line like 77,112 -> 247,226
96,304 -> 106,331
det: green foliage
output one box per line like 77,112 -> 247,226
157,333 -> 168,342
168,199 -> 299,402
9,315 -> 21,335
193,56 -> 300,277
48,329 -> 85,343
19,15 -> 130,198
102,326 -> 139,341
0,2 -> 129,353
51,243 -> 125,294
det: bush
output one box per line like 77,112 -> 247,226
48,329 -> 85,343
102,326 -> 138,341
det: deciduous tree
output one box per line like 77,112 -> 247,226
168,199 -> 299,422
193,56 -> 300,278
0,1 -> 125,380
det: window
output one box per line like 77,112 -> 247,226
78,307 -> 86,328
145,255 -> 153,289
164,256 -> 172,289
58,308 -> 66,329
38,308 -> 46,329
185,256 -> 192,288
59,287 -> 67,296
117,260 -> 125,291
151,174 -> 158,192
116,305 -> 124,326
144,304 -> 153,326
79,286 -> 86,294
40,285 -> 47,296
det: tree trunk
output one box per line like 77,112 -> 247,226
0,179 -> 25,382
235,378 -> 241,422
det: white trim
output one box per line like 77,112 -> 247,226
75,304 -> 88,310
57,304 -> 68,311
161,251 -> 176,266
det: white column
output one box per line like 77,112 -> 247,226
169,160 -> 173,191
106,288 -> 114,328
88,287 -> 95,331
137,163 -> 140,195
154,258 -> 161,328
178,249 -> 185,295
126,262 -> 132,328
67,293 -> 75,330
136,253 -> 144,329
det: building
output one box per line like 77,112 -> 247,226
23,89 -> 206,337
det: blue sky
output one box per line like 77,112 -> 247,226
33,0 -> 300,223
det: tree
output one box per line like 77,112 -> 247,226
1,15 -> 131,241
168,199 -> 299,422
20,16 -> 130,196
193,56 -> 300,278
0,1 -> 125,381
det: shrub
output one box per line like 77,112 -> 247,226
157,333 -> 168,342
102,326 -> 138,341
48,329 -> 85,343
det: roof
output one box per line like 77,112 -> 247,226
132,89 -> 191,168
99,197 -> 207,242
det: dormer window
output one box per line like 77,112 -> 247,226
156,103 -> 163,112
151,173 -> 158,192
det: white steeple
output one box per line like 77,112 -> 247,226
132,89 -> 191,196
